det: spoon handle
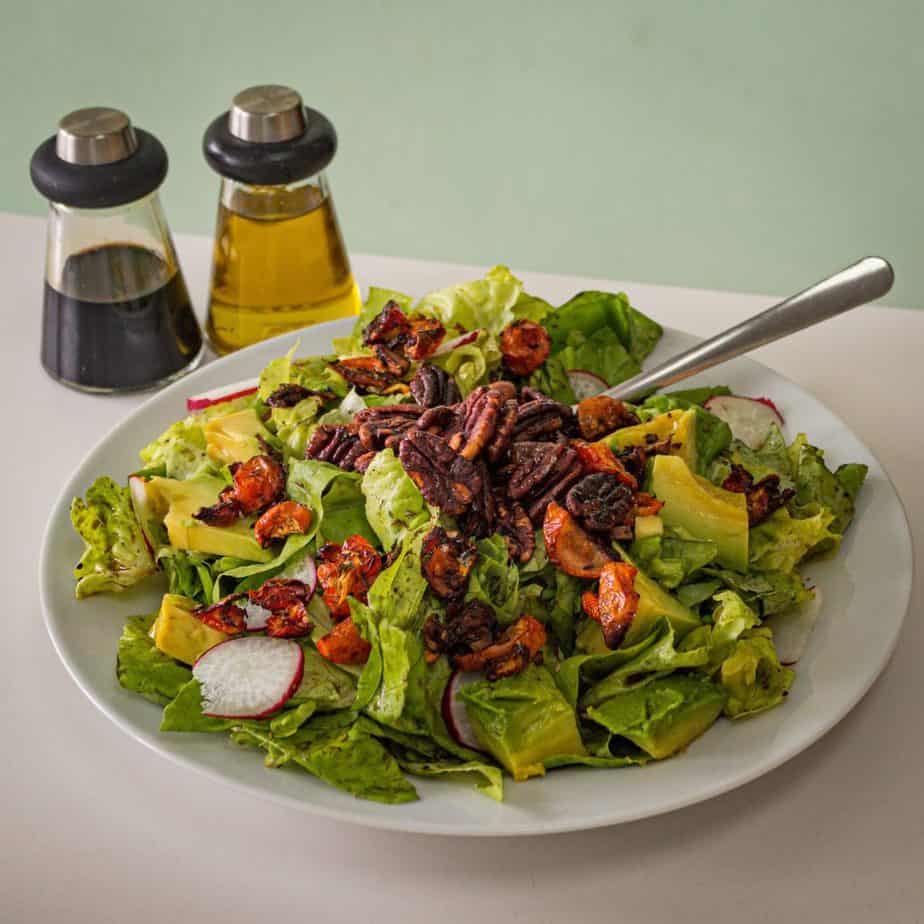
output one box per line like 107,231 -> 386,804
598,256 -> 894,402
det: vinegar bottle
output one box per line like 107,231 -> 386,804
202,86 -> 361,354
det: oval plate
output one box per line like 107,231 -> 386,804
39,319 -> 912,836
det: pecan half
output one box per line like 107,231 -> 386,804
500,321 -> 551,376
304,425 -> 369,471
576,396 -> 640,441
253,500 -> 312,547
410,364 -> 460,408
195,598 -> 247,635
329,355 -> 400,394
494,494 -> 536,564
512,397 -> 577,442
423,599 -> 497,664
420,526 -> 478,599
455,615 -> 547,680
373,344 -> 410,378
504,441 -> 584,524
354,404 -> 423,450
398,430 -> 481,515
566,473 -> 635,533
451,386 -> 510,461
722,464 -> 795,526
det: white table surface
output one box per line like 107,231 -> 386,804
3,210 -> 921,923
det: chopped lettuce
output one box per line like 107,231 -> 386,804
367,530 -> 429,630
210,534 -> 313,601
705,567 -> 813,618
720,628 -> 794,718
553,327 -> 639,388
464,534 -> 520,626
392,751 -> 504,801
749,507 -> 839,573
71,476 -> 156,598
138,419 -> 212,480
360,449 -> 430,551
268,396 -> 323,459
639,394 -> 732,474
430,338 -> 490,397
158,548 -> 214,603
631,533 -> 719,589
258,344 -> 344,401
526,354 -> 576,404
116,612 -> 192,706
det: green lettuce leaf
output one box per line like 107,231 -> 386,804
749,507 -> 839,573
525,354 -> 576,404
287,459 -> 377,548
116,613 -> 192,706
290,646 -> 357,711
709,424 -> 792,487
231,717 -> 418,804
720,628 -> 794,718
138,419 -> 213,480
701,590 -> 760,672
268,396 -> 323,459
464,534 -> 520,626
392,750 -> 504,801
639,394 -> 732,473
157,548 -> 214,603
580,619 -> 711,707
160,678 -> 239,732
553,328 -> 640,387
429,339 -> 490,397
360,449 -> 431,551
788,434 -> 867,534
630,533 -> 718,589
258,346 -> 345,402
367,530 -> 429,630
211,534 -> 313,601
71,476 -> 156,598
705,567 -> 813,617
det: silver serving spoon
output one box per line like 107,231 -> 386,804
595,256 -> 894,403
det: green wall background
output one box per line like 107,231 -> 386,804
3,0 -> 920,306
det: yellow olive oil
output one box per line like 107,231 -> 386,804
206,181 -> 360,354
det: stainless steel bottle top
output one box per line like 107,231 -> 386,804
55,107 -> 139,166
229,85 -> 308,144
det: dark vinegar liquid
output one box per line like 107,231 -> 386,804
41,243 -> 203,391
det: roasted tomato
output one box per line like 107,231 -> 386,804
595,561 -> 639,649
247,578 -> 311,611
316,535 -> 382,619
581,589 -> 600,622
253,500 -> 312,547
193,498 -> 241,527
316,617 -> 372,664
195,598 -> 246,634
455,615 -> 547,680
404,316 -> 446,360
542,501 -> 613,579
500,320 -> 551,376
635,491 -> 664,518
364,300 -> 412,347
232,455 -> 286,515
576,396 -> 640,441
265,603 -> 313,638
570,439 -> 638,487
420,526 -> 477,599
329,355 -> 400,393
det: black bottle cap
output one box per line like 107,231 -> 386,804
30,108 -> 168,209
203,85 -> 337,185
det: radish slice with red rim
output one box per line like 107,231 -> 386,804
567,369 -> 609,400
704,394 -> 785,450
128,475 -> 158,557
193,636 -> 304,718
766,588 -> 822,666
186,378 -> 260,413
432,329 -> 481,357
442,670 -> 487,753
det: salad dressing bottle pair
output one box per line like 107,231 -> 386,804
31,86 -> 360,393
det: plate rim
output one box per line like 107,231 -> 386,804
39,318 -> 914,836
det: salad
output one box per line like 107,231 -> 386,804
69,266 -> 867,804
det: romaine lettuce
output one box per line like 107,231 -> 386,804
464,534 -> 520,625
116,612 -> 192,706
749,507 -> 839,573
720,628 -> 794,718
360,449 -> 430,551
71,476 -> 156,598
138,419 -> 212,480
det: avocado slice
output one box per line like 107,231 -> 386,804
460,665 -> 585,780
586,673 -> 726,759
152,593 -> 227,665
634,514 -> 664,540
599,409 -> 697,470
649,455 -> 748,571
145,475 -> 272,562
204,408 -> 272,466
625,565 -> 701,645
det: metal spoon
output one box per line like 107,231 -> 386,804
595,256 -> 894,403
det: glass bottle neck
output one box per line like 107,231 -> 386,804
219,173 -> 331,221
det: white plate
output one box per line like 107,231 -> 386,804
39,319 -> 912,836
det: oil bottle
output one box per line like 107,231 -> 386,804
202,85 -> 360,354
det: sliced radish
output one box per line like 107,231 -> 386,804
193,636 -> 304,718
432,329 -> 481,357
753,396 -> 785,422
279,553 -> 317,595
186,378 -> 259,412
128,475 -> 158,556
766,587 -> 822,666
704,394 -> 785,450
567,369 -> 609,400
244,601 -> 272,632
441,670 -> 487,753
